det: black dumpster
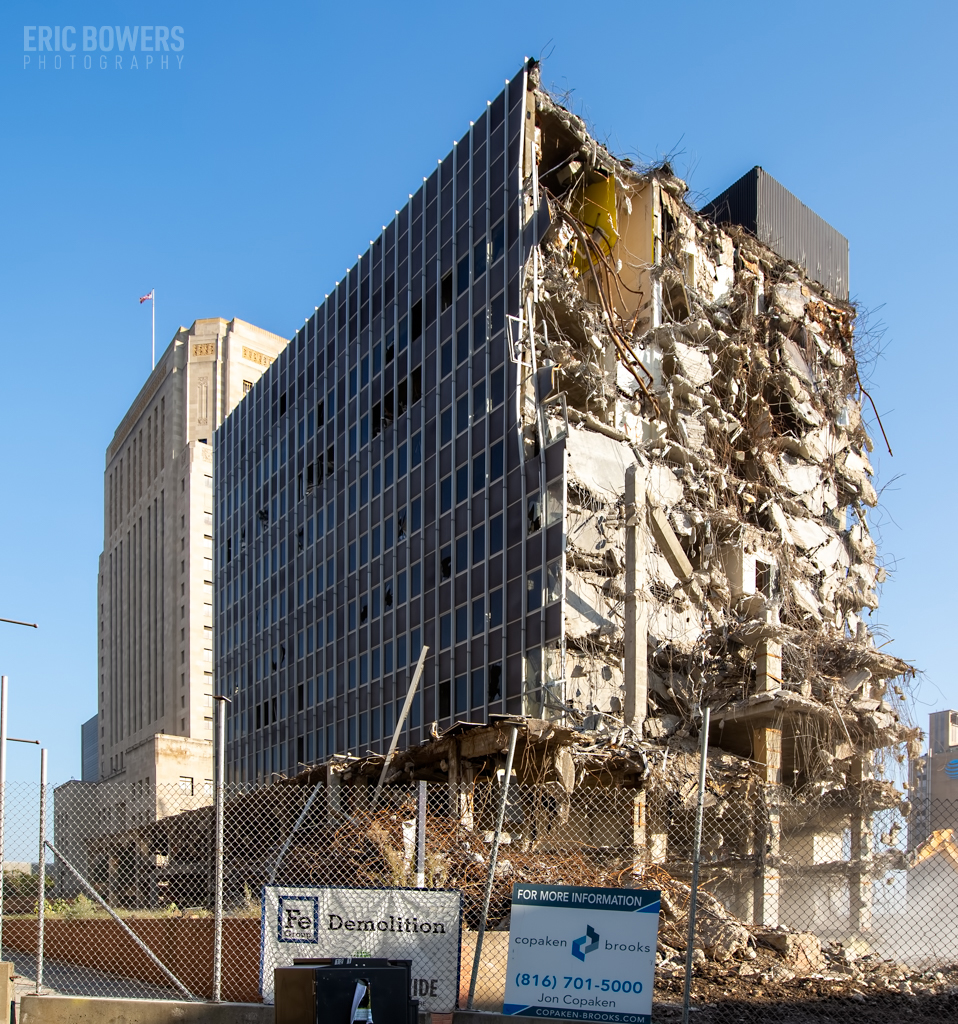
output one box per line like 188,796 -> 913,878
275,958 -> 419,1024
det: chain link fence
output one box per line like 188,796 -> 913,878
1,774 -> 956,1021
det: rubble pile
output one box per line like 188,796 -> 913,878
655,953 -> 958,1021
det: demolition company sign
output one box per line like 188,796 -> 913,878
503,884 -> 661,1023
261,886 -> 461,1012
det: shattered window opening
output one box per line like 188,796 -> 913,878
488,662 -> 502,702
546,478 -> 563,528
546,557 -> 562,604
528,496 -> 542,534
527,569 -> 542,612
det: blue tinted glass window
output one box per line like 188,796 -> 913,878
490,514 -> 503,554
472,597 -> 485,636
473,524 -> 485,563
491,440 -> 504,480
490,588 -> 502,627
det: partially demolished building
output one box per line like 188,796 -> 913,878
214,60 -> 917,934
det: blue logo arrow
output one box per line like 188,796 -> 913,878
572,924 -> 600,961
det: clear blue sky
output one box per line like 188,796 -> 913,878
1,0 -> 953,782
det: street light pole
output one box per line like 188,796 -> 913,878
0,676 -> 7,954
0,736 -> 42,982
212,695 -> 230,1003
0,618 -> 38,955
37,747 -> 47,994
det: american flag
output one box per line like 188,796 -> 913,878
139,290 -> 153,304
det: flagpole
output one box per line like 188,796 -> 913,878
152,289 -> 155,370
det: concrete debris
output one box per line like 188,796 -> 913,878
755,929 -> 825,972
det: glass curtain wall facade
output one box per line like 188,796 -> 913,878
215,66 -> 562,782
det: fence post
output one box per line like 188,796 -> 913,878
46,840 -> 196,1000
36,748 -> 47,995
466,722 -> 519,1010
416,779 -> 427,888
681,706 -> 710,1024
0,676 -> 7,955
212,696 -> 229,1003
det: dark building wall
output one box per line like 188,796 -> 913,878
701,166 -> 849,301
81,713 -> 99,782
214,68 -> 549,783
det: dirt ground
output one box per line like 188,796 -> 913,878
651,955 -> 958,1022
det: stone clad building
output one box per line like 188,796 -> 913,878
95,316 -> 288,798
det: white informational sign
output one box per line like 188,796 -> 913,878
503,884 -> 660,1023
261,886 -> 461,1012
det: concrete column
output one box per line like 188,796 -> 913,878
754,727 -> 782,785
753,725 -> 782,926
756,641 -> 782,692
632,790 -> 648,875
646,788 -> 668,865
447,746 -> 474,829
327,768 -> 342,821
849,759 -> 874,933
623,466 -> 648,733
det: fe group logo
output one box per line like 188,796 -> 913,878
571,924 -> 600,961
277,896 -> 319,944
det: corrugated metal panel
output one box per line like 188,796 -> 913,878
701,166 -> 848,301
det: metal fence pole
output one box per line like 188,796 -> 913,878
681,706 -> 711,1024
36,748 -> 47,994
46,840 -> 196,1000
212,696 -> 229,1003
416,779 -> 427,888
268,779 -> 324,886
466,722 -> 518,1010
370,647 -> 428,816
0,676 -> 7,957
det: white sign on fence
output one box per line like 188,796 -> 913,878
503,884 -> 660,1023
261,886 -> 461,1012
